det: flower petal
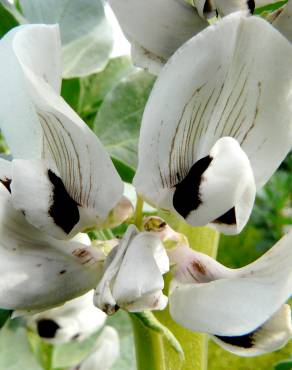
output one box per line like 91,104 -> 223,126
109,0 -> 207,74
169,231 -> 292,336
212,304 -> 292,356
172,137 -> 256,234
0,183 -> 104,311
134,12 -> 292,232
28,291 -> 106,344
94,225 -> 169,313
0,25 -> 124,238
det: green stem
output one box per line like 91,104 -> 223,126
156,213 -> 220,370
131,210 -> 219,370
134,195 -> 144,230
130,313 -> 166,370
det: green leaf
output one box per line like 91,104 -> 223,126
19,0 -> 113,78
94,70 -> 155,172
132,312 -> 184,361
275,360 -> 292,370
61,57 -> 133,129
0,320 -> 42,370
0,1 -> 19,38
0,309 -> 11,329
107,311 -> 136,370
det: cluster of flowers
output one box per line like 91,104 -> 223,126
0,0 -> 291,358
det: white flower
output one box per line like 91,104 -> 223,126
94,225 -> 169,314
0,24 -> 128,240
134,12 -> 292,235
168,235 -> 292,356
109,0 -> 253,75
0,181 -> 104,311
27,291 -> 106,344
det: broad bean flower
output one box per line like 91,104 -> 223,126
134,12 -> 292,234
28,291 -> 106,343
109,0 -> 254,74
0,24 -> 127,240
146,216 -> 292,356
94,225 -> 169,314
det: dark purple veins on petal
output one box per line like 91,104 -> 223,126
37,319 -> 60,338
173,155 -> 212,218
48,170 -> 80,234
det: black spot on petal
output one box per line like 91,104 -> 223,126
0,177 -> 11,193
203,0 -> 214,15
48,170 -> 80,234
37,319 -> 60,339
247,0 -> 255,14
213,207 -> 236,225
173,156 -> 212,218
215,332 -> 254,348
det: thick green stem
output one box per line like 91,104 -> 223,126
131,314 -> 166,370
134,196 -> 144,230
156,213 -> 220,370
131,210 -> 219,370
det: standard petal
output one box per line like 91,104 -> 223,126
28,291 -> 106,344
0,25 -> 124,238
213,305 -> 292,356
109,0 -> 207,74
0,184 -> 104,311
172,137 -> 256,234
272,0 -> 292,42
134,12 -> 292,232
169,231 -> 292,336
0,25 -> 61,160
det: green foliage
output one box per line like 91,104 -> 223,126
275,360 -> 292,370
94,70 -> 155,174
0,1 -> 19,38
62,56 -> 133,128
19,0 -> 113,78
254,0 -> 288,15
0,309 -> 11,330
0,319 -> 42,370
107,311 -> 136,370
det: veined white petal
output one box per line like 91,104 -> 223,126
0,184 -> 104,311
134,12 -> 292,233
0,25 -> 61,159
28,291 -> 106,344
172,137 -> 256,234
169,231 -> 292,336
109,0 -> 207,74
273,0 -> 292,42
71,326 -> 120,370
212,305 -> 292,356
94,225 -> 169,313
0,25 -> 124,238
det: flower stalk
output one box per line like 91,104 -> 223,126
131,210 -> 219,370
